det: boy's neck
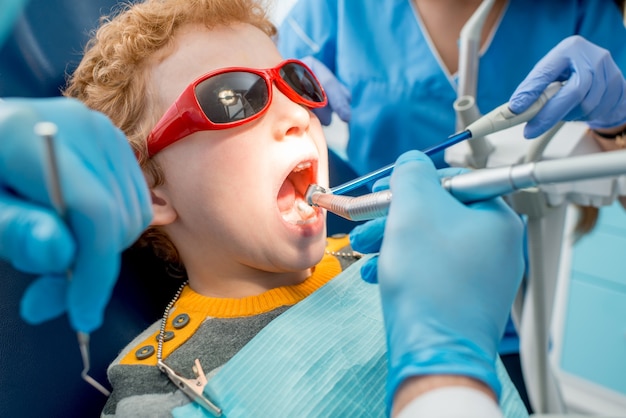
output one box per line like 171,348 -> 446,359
186,267 -> 314,298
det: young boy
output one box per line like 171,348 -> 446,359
64,0 -> 526,416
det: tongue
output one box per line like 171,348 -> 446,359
277,178 -> 296,212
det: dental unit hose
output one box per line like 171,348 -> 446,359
464,81 -> 561,139
326,82 -> 563,196
307,150 -> 626,221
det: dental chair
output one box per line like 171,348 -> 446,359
0,249 -> 181,417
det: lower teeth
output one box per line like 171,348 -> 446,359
296,201 -> 316,218
282,199 -> 317,225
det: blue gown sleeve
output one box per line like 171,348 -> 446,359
276,0 -> 338,73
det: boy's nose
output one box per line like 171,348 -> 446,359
270,86 -> 312,139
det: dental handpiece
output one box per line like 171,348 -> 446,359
327,82 -> 563,196
307,149 -> 626,221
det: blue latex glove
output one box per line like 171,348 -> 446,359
509,35 -> 626,139
301,56 -> 351,126
350,151 -> 525,406
0,98 -> 152,333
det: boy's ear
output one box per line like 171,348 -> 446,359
150,188 -> 177,226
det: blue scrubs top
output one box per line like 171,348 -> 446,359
278,0 -> 626,359
277,0 -> 626,175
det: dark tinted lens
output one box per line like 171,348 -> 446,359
279,63 -> 325,103
195,72 -> 269,123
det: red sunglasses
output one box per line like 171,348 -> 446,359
146,59 -> 328,157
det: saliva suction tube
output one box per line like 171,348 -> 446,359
323,81 -> 564,197
304,81 -> 626,221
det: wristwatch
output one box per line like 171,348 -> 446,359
593,126 -> 626,149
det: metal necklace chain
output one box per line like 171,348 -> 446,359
156,280 -> 188,361
155,280 -> 222,416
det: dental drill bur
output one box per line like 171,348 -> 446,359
35,122 -> 111,397
306,149 -> 626,221
322,81 -> 563,197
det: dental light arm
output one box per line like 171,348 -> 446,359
456,0 -> 495,168
457,0 -> 494,100
307,150 -> 626,221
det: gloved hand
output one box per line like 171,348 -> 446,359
509,35 -> 626,138
301,56 -> 351,125
350,151 -> 525,406
0,97 -> 152,333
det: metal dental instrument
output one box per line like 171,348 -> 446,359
323,81 -> 563,197
35,122 -> 111,397
306,149 -> 626,221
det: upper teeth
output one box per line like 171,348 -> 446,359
293,162 -> 311,172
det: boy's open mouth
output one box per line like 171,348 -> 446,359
278,160 -> 318,225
